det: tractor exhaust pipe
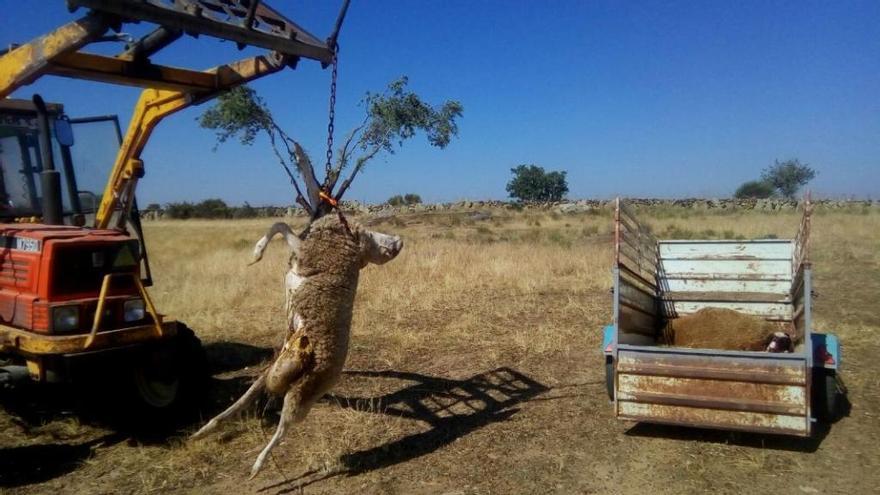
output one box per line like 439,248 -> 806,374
33,94 -> 64,225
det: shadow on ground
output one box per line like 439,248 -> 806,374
260,367 -> 549,494
0,433 -> 128,488
1,341 -> 273,429
203,341 -> 274,375
0,340 -> 274,487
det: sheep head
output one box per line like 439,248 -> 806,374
359,229 -> 403,267
293,215 -> 402,276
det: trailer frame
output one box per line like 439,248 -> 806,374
602,197 -> 843,436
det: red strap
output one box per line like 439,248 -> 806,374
318,190 -> 353,238
318,190 -> 338,207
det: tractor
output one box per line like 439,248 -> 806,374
0,0 -> 348,423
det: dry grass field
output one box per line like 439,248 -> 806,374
2,205 -> 879,494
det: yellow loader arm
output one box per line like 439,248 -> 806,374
0,0 -> 349,229
93,53 -> 290,229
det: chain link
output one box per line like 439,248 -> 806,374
324,45 -> 339,183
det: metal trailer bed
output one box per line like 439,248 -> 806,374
601,197 -> 843,436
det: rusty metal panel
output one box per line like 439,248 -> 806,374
619,278 -> 656,315
660,241 -> 792,284
667,300 -> 792,319
663,278 -> 791,294
658,240 -> 796,319
617,375 -> 805,414
615,347 -> 810,436
663,291 -> 790,303
793,193 -> 812,274
660,259 -> 792,280
619,309 -> 656,338
618,402 -> 808,435
615,198 -> 659,288
659,240 -> 793,261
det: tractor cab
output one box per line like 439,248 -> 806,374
0,99 -> 133,222
0,98 -> 169,399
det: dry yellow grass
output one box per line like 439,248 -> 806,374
2,206 -> 879,494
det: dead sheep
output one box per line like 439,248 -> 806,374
191,214 -> 403,477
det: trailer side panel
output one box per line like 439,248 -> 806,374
657,240 -> 794,320
616,346 -> 810,436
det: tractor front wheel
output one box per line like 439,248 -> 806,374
127,324 -> 208,429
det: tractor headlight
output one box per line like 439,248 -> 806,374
124,298 -> 146,322
52,306 -> 79,332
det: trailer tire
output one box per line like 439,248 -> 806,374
605,360 -> 614,401
813,369 -> 843,423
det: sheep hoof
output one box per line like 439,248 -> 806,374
249,460 -> 265,480
190,420 -> 216,440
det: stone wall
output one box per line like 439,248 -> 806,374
345,198 -> 877,215
140,198 -> 877,220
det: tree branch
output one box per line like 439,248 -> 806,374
338,115 -> 370,172
273,123 -> 322,195
334,144 -> 382,201
291,141 -> 322,209
266,129 -> 313,215
327,119 -> 367,193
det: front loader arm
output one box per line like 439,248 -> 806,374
0,13 -> 110,99
95,53 -> 289,229
1,0 -> 350,229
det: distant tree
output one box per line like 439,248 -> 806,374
164,199 -> 232,219
506,164 -> 568,202
193,198 -> 231,219
734,180 -> 776,199
145,203 -> 161,212
233,201 -> 257,219
386,193 -> 422,206
761,159 -> 816,199
164,201 -> 194,219
199,77 -> 463,221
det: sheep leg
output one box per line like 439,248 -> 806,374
250,388 -> 300,479
249,222 -> 301,265
191,373 -> 267,440
284,271 -> 304,327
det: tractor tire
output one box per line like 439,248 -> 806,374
605,360 -> 614,401
126,323 -> 208,431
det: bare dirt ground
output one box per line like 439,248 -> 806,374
2,206 -> 878,494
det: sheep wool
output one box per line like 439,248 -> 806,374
191,213 -> 403,479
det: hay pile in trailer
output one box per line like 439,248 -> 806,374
663,307 -> 794,351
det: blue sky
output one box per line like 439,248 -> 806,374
3,1 -> 878,205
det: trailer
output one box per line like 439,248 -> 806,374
602,198 -> 845,436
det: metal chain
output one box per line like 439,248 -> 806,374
324,45 -> 339,184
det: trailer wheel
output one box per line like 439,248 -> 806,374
128,324 -> 208,429
813,369 -> 844,422
605,360 -> 614,401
